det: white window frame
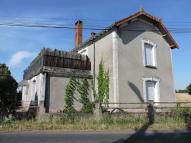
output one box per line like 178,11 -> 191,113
78,47 -> 88,55
142,39 -> 157,68
142,77 -> 160,102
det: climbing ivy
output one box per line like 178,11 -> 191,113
77,79 -> 94,113
63,78 -> 76,114
64,78 -> 94,114
104,70 -> 109,104
97,60 -> 109,104
64,60 -> 109,114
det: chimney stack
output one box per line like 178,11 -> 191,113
75,20 -> 83,48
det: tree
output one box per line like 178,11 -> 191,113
0,64 -> 18,120
187,83 -> 191,95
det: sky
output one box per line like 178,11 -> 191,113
0,0 -> 190,90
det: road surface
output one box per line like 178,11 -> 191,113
1,130 -> 191,143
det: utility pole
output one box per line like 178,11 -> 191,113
91,32 -> 96,99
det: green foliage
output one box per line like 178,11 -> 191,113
0,64 -> 11,77
0,64 -> 18,120
172,106 -> 191,115
104,70 -> 109,104
97,60 -> 109,104
176,89 -> 187,93
77,79 -> 94,113
97,61 -> 105,103
63,78 -> 76,114
64,78 -> 94,114
186,83 -> 191,95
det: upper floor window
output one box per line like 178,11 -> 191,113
142,40 -> 157,68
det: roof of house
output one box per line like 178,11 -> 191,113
72,10 -> 178,52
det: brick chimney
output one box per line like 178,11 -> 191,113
75,20 -> 83,48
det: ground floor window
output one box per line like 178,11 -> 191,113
143,77 -> 160,102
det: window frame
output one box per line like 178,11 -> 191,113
142,40 -> 157,68
142,77 -> 160,102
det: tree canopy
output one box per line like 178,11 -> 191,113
0,64 -> 18,120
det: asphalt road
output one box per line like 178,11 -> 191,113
1,130 -> 191,143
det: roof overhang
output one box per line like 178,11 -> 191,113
114,11 -> 178,49
72,11 -> 178,52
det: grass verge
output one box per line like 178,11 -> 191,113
0,111 -> 189,132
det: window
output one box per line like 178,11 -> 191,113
142,40 -> 157,67
143,78 -> 160,102
145,80 -> 156,101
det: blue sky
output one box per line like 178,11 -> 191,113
0,0 -> 190,90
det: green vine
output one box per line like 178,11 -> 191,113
64,78 -> 94,113
77,79 -> 94,113
97,60 -> 109,105
64,60 -> 109,114
63,78 -> 76,114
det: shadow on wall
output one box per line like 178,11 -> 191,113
127,81 -> 144,103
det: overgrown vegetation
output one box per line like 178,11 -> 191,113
77,79 -> 94,113
63,78 -> 76,114
1,108 -> 190,131
97,60 -> 109,104
64,78 -> 94,114
0,64 -> 18,121
63,60 -> 110,114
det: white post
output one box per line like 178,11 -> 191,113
112,30 -> 119,107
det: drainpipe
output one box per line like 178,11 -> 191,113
91,32 -> 96,99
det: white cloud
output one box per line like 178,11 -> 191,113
8,51 -> 35,67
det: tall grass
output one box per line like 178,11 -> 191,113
0,108 -> 190,131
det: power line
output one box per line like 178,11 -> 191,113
2,15 -> 191,23
0,23 -> 105,30
0,22 -> 191,33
